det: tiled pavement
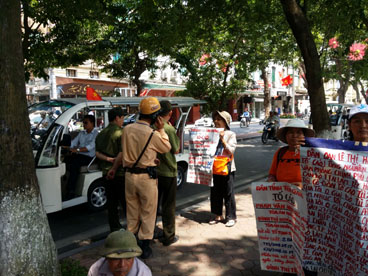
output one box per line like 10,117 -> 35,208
67,185 -> 283,276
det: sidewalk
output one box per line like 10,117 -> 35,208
67,185 -> 282,276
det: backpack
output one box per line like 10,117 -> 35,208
276,146 -> 289,169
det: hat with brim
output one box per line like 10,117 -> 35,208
348,104 -> 368,120
100,230 -> 142,259
277,119 -> 315,144
212,110 -> 231,130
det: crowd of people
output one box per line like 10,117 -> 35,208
64,97 -> 368,276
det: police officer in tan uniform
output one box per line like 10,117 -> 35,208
122,97 -> 171,259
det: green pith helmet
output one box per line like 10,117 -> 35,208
101,230 -> 142,258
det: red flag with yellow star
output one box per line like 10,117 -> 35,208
86,87 -> 102,101
281,75 -> 293,86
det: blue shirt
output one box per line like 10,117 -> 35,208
71,128 -> 98,158
242,111 -> 250,117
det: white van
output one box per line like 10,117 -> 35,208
308,102 -> 353,140
29,97 -> 205,214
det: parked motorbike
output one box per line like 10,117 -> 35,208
240,115 -> 251,127
261,121 -> 278,144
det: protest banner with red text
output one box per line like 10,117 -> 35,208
186,127 -> 220,186
252,182 -> 307,275
300,138 -> 368,276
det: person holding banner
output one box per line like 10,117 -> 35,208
267,119 -> 316,276
209,111 -> 237,227
348,104 -> 368,142
267,119 -> 315,188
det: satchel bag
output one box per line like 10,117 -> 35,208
213,155 -> 233,176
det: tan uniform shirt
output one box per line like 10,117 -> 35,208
122,120 -> 171,168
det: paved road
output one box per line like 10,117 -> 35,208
50,135 -> 281,254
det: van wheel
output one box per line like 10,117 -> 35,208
87,179 -> 107,211
177,165 -> 186,189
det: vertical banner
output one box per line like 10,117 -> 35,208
300,138 -> 368,275
252,182 -> 307,275
186,127 -> 220,186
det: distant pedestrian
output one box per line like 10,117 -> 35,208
88,230 -> 152,276
122,97 -> 171,259
209,111 -> 237,227
95,107 -> 126,232
156,100 -> 180,246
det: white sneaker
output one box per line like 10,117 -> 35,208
225,219 -> 236,227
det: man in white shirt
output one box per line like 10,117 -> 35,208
65,115 -> 98,199
88,230 -> 152,276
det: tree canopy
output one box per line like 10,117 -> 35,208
21,0 -> 368,129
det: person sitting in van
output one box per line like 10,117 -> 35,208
65,115 -> 98,200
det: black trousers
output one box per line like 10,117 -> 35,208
210,172 -> 236,220
158,175 -> 177,242
105,175 -> 126,232
66,154 -> 93,195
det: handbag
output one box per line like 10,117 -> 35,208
213,155 -> 233,176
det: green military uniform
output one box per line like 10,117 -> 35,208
157,122 -> 180,245
95,124 -> 125,231
95,124 -> 124,176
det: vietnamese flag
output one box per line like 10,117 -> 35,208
281,75 -> 293,86
139,89 -> 150,97
86,87 -> 102,101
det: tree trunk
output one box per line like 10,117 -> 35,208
352,81 -> 361,103
261,67 -> 271,115
337,79 -> 349,104
358,81 -> 368,104
0,1 -> 60,275
280,0 -> 330,137
336,59 -> 350,104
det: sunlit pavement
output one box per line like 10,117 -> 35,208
67,185 -> 283,276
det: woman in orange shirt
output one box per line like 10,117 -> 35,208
268,119 -> 315,188
267,119 -> 315,276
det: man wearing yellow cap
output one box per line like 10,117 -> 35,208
121,97 -> 171,259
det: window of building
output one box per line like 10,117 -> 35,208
66,69 -> 77,77
89,71 -> 99,79
115,88 -> 136,97
272,67 -> 276,82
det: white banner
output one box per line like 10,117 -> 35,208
300,138 -> 368,276
186,127 -> 220,186
252,182 -> 307,275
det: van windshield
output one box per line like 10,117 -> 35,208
29,100 -> 75,150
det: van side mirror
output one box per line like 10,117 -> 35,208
60,134 -> 71,147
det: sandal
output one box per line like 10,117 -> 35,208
209,216 -> 224,225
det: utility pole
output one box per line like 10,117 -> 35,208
291,66 -> 295,114
49,68 -> 58,99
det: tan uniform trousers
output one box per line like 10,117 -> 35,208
125,172 -> 158,240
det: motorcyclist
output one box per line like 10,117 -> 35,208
265,111 -> 280,138
241,108 -> 251,126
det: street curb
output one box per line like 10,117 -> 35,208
57,171 -> 268,259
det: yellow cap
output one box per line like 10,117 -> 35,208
139,97 -> 161,115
